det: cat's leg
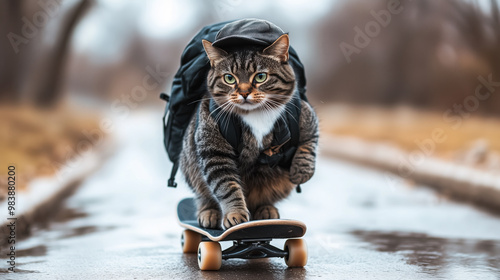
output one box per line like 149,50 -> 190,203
289,143 -> 317,185
290,101 -> 319,185
246,172 -> 294,220
252,205 -> 280,220
197,146 -> 250,229
184,166 -> 222,229
213,180 -> 250,229
195,193 -> 221,229
195,101 -> 250,229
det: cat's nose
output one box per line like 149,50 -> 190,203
240,92 -> 249,99
238,83 -> 252,96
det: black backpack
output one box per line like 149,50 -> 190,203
161,20 -> 308,189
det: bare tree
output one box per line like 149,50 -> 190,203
33,0 -> 93,106
0,0 -> 93,106
0,0 -> 23,102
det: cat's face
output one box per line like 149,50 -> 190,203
203,35 -> 296,114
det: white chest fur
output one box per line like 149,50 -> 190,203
240,107 -> 284,148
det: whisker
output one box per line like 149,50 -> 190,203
266,99 -> 298,123
187,96 -> 214,106
214,104 -> 233,125
222,103 -> 236,138
262,101 -> 282,132
212,101 -> 233,125
264,101 -> 286,129
267,94 -> 301,111
210,100 -> 232,120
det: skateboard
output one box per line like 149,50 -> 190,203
177,197 -> 308,270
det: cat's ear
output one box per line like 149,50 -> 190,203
202,39 -> 228,66
263,34 -> 289,62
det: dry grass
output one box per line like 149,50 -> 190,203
0,104 -> 101,195
318,104 -> 500,167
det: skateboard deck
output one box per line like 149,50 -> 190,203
177,197 -> 308,270
177,197 -> 306,241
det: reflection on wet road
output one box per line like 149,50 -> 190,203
1,112 -> 500,279
353,230 -> 500,278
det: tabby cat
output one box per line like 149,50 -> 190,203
179,34 -> 319,229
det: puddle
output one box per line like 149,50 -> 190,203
59,225 -> 116,239
0,245 -> 47,260
0,268 -> 40,274
59,225 -> 98,239
53,207 -> 88,223
17,245 -> 47,257
352,230 -> 500,277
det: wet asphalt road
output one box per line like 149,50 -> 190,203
2,111 -> 500,279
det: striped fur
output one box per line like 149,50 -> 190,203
179,36 -> 319,229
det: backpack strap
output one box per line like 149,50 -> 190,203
286,94 -> 302,193
209,99 -> 242,153
259,93 -> 302,192
168,162 -> 179,188
160,92 -> 178,188
258,116 -> 290,168
285,94 -> 302,158
263,93 -> 302,168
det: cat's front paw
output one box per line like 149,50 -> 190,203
253,205 -> 279,220
198,209 -> 221,229
223,207 -> 250,229
289,163 -> 315,185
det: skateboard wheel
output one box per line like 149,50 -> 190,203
181,230 -> 201,254
284,238 -> 308,267
197,242 -> 222,271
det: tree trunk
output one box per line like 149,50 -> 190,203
0,0 -> 23,102
33,0 -> 92,107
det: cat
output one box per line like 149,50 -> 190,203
179,34 -> 319,229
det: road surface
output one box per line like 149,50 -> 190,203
2,111 -> 500,279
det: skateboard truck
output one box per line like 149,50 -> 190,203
222,240 -> 288,259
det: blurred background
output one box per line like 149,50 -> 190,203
2,1 -> 500,277
1,0 -> 499,201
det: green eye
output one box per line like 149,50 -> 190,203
254,73 -> 267,83
224,74 -> 236,84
